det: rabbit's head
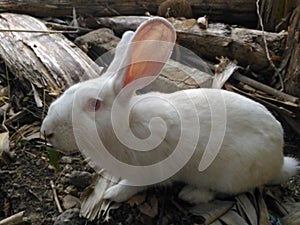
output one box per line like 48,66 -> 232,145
41,18 -> 176,155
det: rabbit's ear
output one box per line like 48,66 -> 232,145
106,31 -> 135,77
111,18 -> 176,94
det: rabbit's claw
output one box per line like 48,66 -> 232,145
178,185 -> 215,204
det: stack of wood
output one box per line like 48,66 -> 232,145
0,0 -> 299,136
0,0 -> 299,224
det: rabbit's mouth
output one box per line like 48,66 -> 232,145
53,137 -> 79,154
41,131 -> 79,155
47,139 -> 79,155
54,146 -> 79,155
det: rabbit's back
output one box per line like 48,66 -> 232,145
131,88 -> 283,193
176,88 -> 283,193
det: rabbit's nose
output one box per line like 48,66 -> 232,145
43,131 -> 54,140
41,119 -> 54,140
41,125 -> 54,140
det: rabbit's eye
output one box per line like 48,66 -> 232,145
84,98 -> 101,112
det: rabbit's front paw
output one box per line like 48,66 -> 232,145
104,183 -> 146,203
178,185 -> 215,204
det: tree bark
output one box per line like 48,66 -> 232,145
0,0 -> 258,28
282,5 -> 300,97
259,0 -> 299,31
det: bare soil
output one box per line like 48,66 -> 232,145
0,136 -> 299,225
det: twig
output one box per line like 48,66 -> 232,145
256,0 -> 285,91
0,169 -> 18,175
232,72 -> 299,103
105,4 -> 121,16
71,7 -> 79,28
23,150 -> 37,158
44,22 -> 92,32
0,29 -> 78,34
5,63 -> 10,102
0,211 -> 25,225
227,84 -> 295,117
50,180 -> 63,213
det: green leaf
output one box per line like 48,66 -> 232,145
17,139 -> 29,147
47,147 -> 60,172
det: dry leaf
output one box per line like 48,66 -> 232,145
0,86 -> 9,98
31,84 -> 43,108
0,131 -> 9,157
197,16 -> 208,29
168,18 -> 196,30
282,203 -> 300,225
255,188 -> 270,225
10,122 -> 41,143
139,195 -> 158,218
212,57 -> 239,89
80,171 -> 120,220
189,200 -> 234,225
128,194 -> 146,207
210,220 -> 223,225
219,210 -> 249,225
0,131 -> 13,164
235,194 -> 258,225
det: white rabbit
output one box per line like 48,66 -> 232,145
41,17 -> 298,204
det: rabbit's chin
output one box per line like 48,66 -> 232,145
55,147 -> 79,155
49,138 -> 79,155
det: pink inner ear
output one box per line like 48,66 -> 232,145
123,20 -> 175,87
123,61 -> 164,87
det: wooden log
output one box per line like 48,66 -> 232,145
97,16 -> 286,74
0,13 -> 103,102
0,0 -> 258,28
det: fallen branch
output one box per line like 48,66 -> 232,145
230,84 -> 300,137
0,211 -> 25,225
98,16 -> 286,74
0,0 -> 258,27
226,84 -> 295,117
232,72 -> 299,104
44,22 -> 92,33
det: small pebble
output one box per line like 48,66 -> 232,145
60,156 -> 73,164
48,165 -> 56,171
54,208 -> 85,225
62,164 -> 73,174
56,183 -> 64,193
64,185 -> 77,195
69,171 -> 92,190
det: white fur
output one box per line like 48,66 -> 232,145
269,157 -> 299,184
41,17 -> 298,204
